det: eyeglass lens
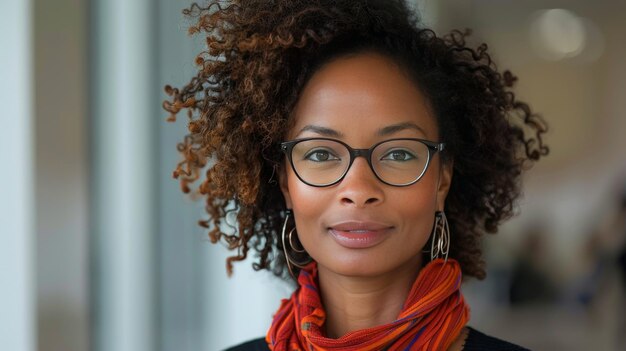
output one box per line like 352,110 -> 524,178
290,139 -> 430,186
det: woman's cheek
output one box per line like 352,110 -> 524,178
288,177 -> 329,245
289,179 -> 328,215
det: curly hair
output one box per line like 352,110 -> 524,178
162,0 -> 549,282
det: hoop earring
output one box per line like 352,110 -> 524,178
281,209 -> 312,279
430,210 -> 450,263
288,227 -> 306,253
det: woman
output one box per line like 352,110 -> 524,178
163,0 -> 549,350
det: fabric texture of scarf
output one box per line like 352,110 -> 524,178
266,258 -> 470,351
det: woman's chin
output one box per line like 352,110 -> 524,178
315,254 -> 397,278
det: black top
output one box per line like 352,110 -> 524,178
224,326 -> 530,351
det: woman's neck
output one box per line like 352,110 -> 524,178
317,255 -> 423,339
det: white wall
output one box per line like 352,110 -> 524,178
91,0 -> 157,350
0,0 -> 35,350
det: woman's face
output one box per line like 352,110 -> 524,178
279,52 -> 453,277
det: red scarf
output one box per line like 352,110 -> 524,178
266,258 -> 470,351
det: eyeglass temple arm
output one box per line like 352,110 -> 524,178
428,142 -> 445,152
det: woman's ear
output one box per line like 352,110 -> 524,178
278,163 -> 293,209
436,158 -> 454,211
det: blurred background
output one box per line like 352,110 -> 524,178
1,0 -> 625,350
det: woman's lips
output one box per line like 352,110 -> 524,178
328,222 -> 393,249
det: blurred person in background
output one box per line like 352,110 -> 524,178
564,177 -> 626,347
615,184 -> 626,294
163,0 -> 548,350
617,185 -> 626,346
508,223 -> 558,306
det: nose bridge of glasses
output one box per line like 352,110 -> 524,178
351,148 -> 370,160
345,148 -> 376,178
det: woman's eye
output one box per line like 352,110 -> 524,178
382,150 -> 415,161
304,149 -> 338,162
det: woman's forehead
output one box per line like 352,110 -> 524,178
288,52 -> 438,141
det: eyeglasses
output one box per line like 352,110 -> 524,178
280,137 -> 445,187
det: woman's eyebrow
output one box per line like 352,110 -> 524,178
296,125 -> 344,138
377,122 -> 426,137
295,121 -> 426,138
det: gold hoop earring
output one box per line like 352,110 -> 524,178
281,209 -> 312,279
288,227 -> 306,253
430,210 -> 450,263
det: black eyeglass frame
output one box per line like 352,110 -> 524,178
280,137 -> 446,187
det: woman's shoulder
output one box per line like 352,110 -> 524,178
223,327 -> 530,351
223,337 -> 269,351
464,326 -> 531,351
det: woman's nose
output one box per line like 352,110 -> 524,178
336,157 -> 384,207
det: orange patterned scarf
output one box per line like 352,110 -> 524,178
266,258 -> 470,351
